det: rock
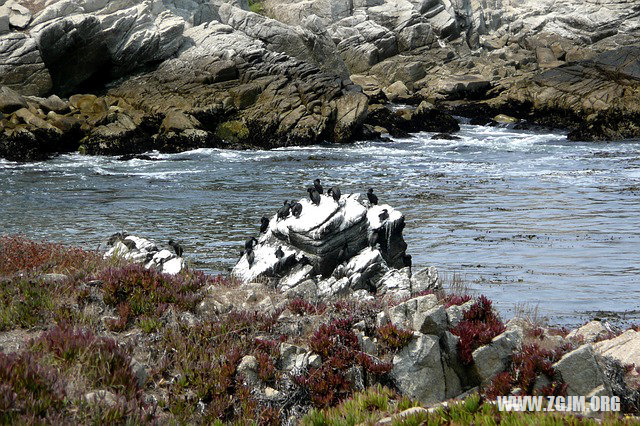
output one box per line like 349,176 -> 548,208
8,2 -> 32,29
472,327 -> 523,384
237,355 -> 259,386
104,234 -> 185,275
567,320 -> 613,344
446,300 -> 475,328
233,192 -> 407,292
334,91 -> 369,142
280,343 -> 320,372
392,332 -> 446,405
410,266 -> 440,294
595,330 -> 640,368
493,114 -> 518,124
84,389 -> 117,406
0,33 -> 52,96
130,359 -> 148,387
37,94 -> 69,114
40,273 -> 69,284
383,81 -> 410,102
0,85 -> 27,113
376,269 -> 411,298
412,304 -> 447,336
553,344 -> 613,397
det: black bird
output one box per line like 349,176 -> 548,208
291,202 -> 303,218
260,216 -> 270,233
403,254 -> 413,276
369,229 -> 380,248
327,186 -> 341,203
338,242 -> 349,261
275,246 -> 284,259
378,209 -> 389,222
107,232 -> 128,246
124,239 -> 137,250
307,187 -> 321,206
168,239 -> 183,257
313,179 -> 324,194
367,188 -> 378,206
246,249 -> 255,267
277,200 -> 291,220
298,255 -> 312,266
244,237 -> 258,251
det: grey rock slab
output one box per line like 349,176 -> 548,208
553,344 -> 613,397
392,332 -> 446,405
472,326 -> 523,384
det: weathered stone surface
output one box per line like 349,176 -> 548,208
237,355 -> 259,386
0,85 -> 27,113
392,333 -> 445,405
0,33 -> 52,96
554,344 -> 613,397
472,327 -> 523,384
567,320 -> 613,343
595,330 -> 640,368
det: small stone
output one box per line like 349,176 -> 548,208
130,359 -> 148,387
84,390 -> 117,406
41,273 -> 68,284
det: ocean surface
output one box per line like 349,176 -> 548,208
1,123 -> 639,325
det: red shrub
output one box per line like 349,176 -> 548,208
288,298 -> 326,316
485,372 -> 514,399
377,323 -> 413,350
450,295 -> 505,365
0,235 -> 101,277
0,351 -> 66,421
442,294 -> 472,308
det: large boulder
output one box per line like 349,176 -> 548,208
104,233 -> 185,275
0,33 -> 51,96
553,344 -> 613,397
472,327 -> 523,384
595,330 -> 640,367
232,192 -> 415,299
392,332 -> 446,405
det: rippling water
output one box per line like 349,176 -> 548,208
1,123 -> 639,325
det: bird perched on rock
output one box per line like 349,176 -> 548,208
277,200 -> 291,220
107,232 -> 129,246
369,229 -> 380,248
403,254 -> 412,276
245,237 -> 258,251
313,179 -> 324,194
275,246 -> 284,259
260,216 -> 270,233
307,187 -> 321,206
168,239 -> 183,257
246,249 -> 255,267
327,186 -> 341,203
367,188 -> 378,206
291,202 -> 303,218
378,209 -> 389,222
124,239 -> 137,250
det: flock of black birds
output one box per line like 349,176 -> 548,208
240,179 -> 383,268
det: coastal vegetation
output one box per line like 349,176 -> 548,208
1,235 -> 639,424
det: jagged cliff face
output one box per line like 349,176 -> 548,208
0,0 -> 639,161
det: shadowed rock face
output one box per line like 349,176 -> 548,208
231,192 -> 425,299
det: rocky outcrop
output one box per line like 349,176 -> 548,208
231,191 -> 425,300
2,0 -> 640,161
104,233 -> 185,275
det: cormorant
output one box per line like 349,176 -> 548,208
367,188 -> 378,206
313,179 -> 324,194
260,216 -> 270,233
275,246 -> 284,259
244,237 -> 258,251
123,239 -> 137,250
277,200 -> 291,220
307,187 -> 321,206
168,239 -> 183,257
378,209 -> 389,222
369,229 -> 380,248
291,202 -> 303,218
403,254 -> 412,276
327,186 -> 341,203
107,232 -> 128,246
246,249 -> 255,267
